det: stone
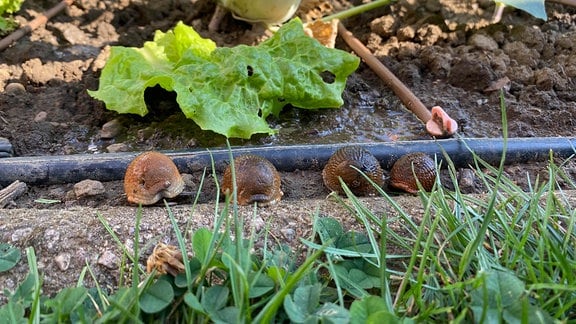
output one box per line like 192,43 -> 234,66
99,119 -> 123,139
34,111 -> 48,122
468,34 -> 498,51
55,253 -> 71,271
97,250 -> 119,269
4,82 -> 26,95
106,143 -> 129,153
73,179 -> 105,198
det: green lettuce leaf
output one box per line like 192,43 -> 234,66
88,19 -> 359,138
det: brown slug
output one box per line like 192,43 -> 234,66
389,152 -> 436,194
322,146 -> 384,196
124,151 -> 185,205
221,154 -> 283,206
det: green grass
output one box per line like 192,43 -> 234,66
1,101 -> 575,322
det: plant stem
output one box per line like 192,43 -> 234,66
322,0 -> 393,22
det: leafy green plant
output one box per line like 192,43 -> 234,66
88,19 -> 359,139
0,243 -> 20,272
310,94 -> 576,322
0,0 -> 23,32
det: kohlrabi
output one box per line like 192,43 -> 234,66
218,0 -> 302,24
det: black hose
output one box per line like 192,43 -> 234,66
0,137 -> 12,158
0,137 -> 574,186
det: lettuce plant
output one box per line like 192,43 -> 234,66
0,0 -> 24,32
88,19 -> 359,139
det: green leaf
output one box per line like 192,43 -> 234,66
283,283 -> 322,322
469,270 -> 555,324
0,301 -> 26,324
0,0 -> 24,15
139,279 -> 174,314
496,0 -> 547,20
192,228 -> 213,263
335,231 -> 373,254
0,243 -> 20,272
316,217 -> 344,245
349,295 -> 415,323
201,285 -> 229,314
153,22 -> 216,62
267,266 -> 287,284
174,257 -> 202,288
88,19 -> 359,139
213,306 -> 241,324
33,198 -> 61,204
315,303 -> 350,323
43,287 -> 88,316
347,268 -> 380,289
248,272 -> 275,298
8,273 -> 36,307
184,291 -> 205,313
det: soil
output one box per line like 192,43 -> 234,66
1,0 -> 576,301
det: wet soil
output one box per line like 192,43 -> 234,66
1,0 -> 576,300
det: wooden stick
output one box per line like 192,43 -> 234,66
337,22 -> 457,137
0,0 -> 73,52
0,180 -> 27,208
337,22 -> 431,124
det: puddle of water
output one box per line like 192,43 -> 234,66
84,86 -> 428,154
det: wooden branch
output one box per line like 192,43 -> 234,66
0,180 -> 27,208
337,22 -> 457,137
0,0 -> 73,52
338,22 -> 431,123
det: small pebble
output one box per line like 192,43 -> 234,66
106,142 -> 129,153
458,168 -> 477,192
251,216 -> 265,232
99,119 -> 123,139
98,250 -> 119,269
3,278 -> 15,290
280,228 -> 296,241
11,228 -> 33,242
74,179 -> 105,198
43,228 -> 60,251
34,111 -> 48,122
5,82 -> 26,95
181,173 -> 195,188
468,34 -> 498,51
55,253 -> 71,271
137,127 -> 155,141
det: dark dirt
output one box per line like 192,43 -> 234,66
1,0 -> 576,300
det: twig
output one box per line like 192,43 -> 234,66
321,0 -> 392,22
0,180 -> 27,208
0,0 -> 73,52
337,22 -> 457,137
337,22 -> 430,123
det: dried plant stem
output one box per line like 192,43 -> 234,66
0,180 -> 27,208
337,22 -> 432,125
322,0 -> 393,22
0,0 -> 73,52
